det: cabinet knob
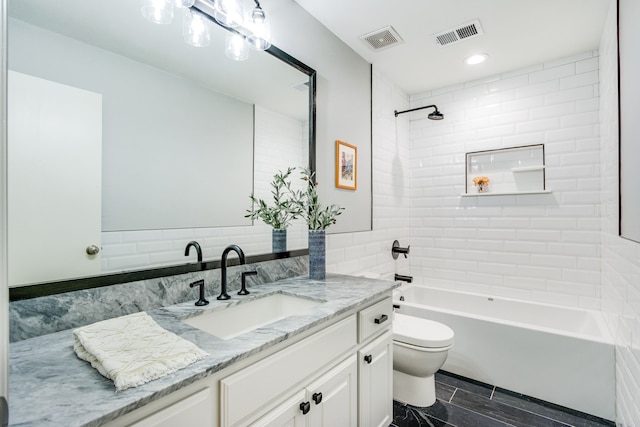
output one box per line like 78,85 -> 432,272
299,401 -> 311,415
364,354 -> 373,364
312,392 -> 323,405
86,245 -> 100,255
374,314 -> 388,324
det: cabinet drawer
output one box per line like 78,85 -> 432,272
221,315 -> 357,426
358,297 -> 392,343
130,388 -> 214,427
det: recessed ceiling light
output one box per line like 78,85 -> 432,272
465,53 -> 488,65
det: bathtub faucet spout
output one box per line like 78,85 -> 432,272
395,274 -> 413,283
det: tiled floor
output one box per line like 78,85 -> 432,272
391,371 -> 615,427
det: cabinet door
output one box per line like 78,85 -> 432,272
358,330 -> 393,427
250,390 -> 306,427
306,355 -> 357,427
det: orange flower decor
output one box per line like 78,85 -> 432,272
473,176 -> 490,187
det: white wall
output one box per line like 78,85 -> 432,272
324,68 -> 412,279
600,0 -> 640,424
268,0 -> 372,235
0,0 -> 8,403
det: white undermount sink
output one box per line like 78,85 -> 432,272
181,293 -> 323,340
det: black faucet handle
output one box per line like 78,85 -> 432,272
239,271 -> 258,295
189,279 -> 209,306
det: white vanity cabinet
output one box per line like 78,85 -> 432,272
103,295 -> 393,427
251,355 -> 358,427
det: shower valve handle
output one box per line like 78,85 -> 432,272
391,240 -> 410,259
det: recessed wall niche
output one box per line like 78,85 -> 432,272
463,144 -> 550,196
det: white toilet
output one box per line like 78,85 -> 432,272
392,312 -> 455,407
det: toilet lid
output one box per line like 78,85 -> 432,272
393,313 -> 455,348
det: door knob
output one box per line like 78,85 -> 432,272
86,245 -> 100,255
364,354 -> 373,364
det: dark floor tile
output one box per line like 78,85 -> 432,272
392,400 -> 456,427
491,388 -> 615,427
435,381 -> 456,402
450,388 -> 570,427
424,399 -> 517,427
435,370 -> 494,399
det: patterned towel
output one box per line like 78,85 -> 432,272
73,312 -> 208,392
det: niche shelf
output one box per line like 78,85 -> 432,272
463,144 -> 550,196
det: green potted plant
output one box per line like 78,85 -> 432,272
246,167 -> 301,253
295,167 -> 344,280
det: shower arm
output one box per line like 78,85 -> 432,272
394,104 -> 439,117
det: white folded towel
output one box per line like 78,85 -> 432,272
73,312 -> 209,392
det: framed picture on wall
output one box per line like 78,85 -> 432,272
335,140 -> 357,190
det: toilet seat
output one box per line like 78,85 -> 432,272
393,313 -> 454,348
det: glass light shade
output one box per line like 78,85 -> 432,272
213,0 -> 244,28
245,10 -> 271,51
174,0 -> 195,8
141,0 -> 174,24
225,32 -> 249,61
183,9 -> 210,47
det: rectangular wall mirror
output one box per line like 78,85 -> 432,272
618,0 -> 640,243
7,0 -> 315,287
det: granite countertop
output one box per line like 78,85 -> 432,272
8,274 -> 397,427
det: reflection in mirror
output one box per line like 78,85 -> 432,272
7,0 -> 314,286
618,0 -> 640,243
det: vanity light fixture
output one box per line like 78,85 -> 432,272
464,53 -> 489,65
141,0 -> 272,61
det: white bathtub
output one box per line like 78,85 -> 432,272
393,285 -> 615,421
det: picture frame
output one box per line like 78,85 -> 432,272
335,140 -> 357,190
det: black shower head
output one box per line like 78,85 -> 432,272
427,109 -> 444,120
394,104 -> 444,121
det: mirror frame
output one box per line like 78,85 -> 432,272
617,0 -> 640,243
8,16 -> 317,301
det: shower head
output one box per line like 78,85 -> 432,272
427,109 -> 444,120
394,104 -> 444,121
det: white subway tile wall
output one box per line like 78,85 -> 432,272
600,0 -> 640,424
404,51 -> 602,308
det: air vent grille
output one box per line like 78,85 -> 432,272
360,26 -> 404,51
433,19 -> 484,47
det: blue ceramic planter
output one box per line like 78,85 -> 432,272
308,230 -> 326,280
272,229 -> 287,253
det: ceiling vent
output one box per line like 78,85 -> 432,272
433,19 -> 484,47
360,26 -> 404,51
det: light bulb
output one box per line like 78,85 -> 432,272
213,0 -> 244,28
245,8 -> 270,50
225,32 -> 249,61
174,0 -> 195,8
141,0 -> 174,24
183,9 -> 210,47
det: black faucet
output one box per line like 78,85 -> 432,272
185,241 -> 203,262
189,280 -> 209,306
218,244 -> 245,300
239,271 -> 257,295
